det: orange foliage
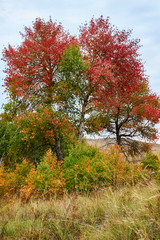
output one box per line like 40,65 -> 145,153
0,144 -> 154,201
0,149 -> 65,201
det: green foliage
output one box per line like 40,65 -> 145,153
0,106 -> 76,166
0,119 -> 20,166
0,118 -> 49,166
60,45 -> 88,79
142,151 -> 159,171
64,141 -> 111,191
63,141 -> 143,192
0,103 -> 50,166
59,45 -> 93,129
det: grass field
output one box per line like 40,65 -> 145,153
0,181 -> 160,239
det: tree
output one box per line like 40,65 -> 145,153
80,16 -> 160,155
2,18 -> 76,161
2,18 -> 74,111
59,45 -> 96,140
59,33 -> 112,140
2,17 -> 91,141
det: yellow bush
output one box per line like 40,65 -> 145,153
23,149 -> 65,199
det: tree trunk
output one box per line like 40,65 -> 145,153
55,132 -> 63,161
78,90 -> 92,141
78,101 -> 88,141
115,121 -> 121,146
78,113 -> 85,141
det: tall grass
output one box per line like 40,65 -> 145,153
0,182 -> 160,239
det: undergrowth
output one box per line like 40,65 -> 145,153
0,182 -> 160,239
0,142 -> 160,239
0,142 -> 151,200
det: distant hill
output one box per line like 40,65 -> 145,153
86,138 -> 160,154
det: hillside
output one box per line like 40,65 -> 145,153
86,138 -> 160,154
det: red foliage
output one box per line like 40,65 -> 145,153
16,107 -> 76,145
79,16 -> 147,99
79,16 -> 160,145
2,18 -> 75,105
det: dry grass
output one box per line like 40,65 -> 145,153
0,181 -> 160,239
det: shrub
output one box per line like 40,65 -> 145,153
154,152 -> 160,181
0,150 -> 65,201
142,152 -> 159,172
104,144 -> 143,186
22,149 -> 65,199
0,142 -> 147,200
63,141 -> 111,192
63,141 -> 143,192
0,160 -> 33,198
0,164 -> 6,196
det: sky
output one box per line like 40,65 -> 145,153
0,0 -> 160,140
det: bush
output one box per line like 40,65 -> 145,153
0,150 -> 65,201
63,141 -> 111,191
63,141 -> 143,192
21,149 -> 65,200
142,152 -> 159,172
0,160 -> 33,198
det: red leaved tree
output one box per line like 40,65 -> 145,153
80,17 -> 160,155
2,18 -> 75,110
2,18 -> 77,161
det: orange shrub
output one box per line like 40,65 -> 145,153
0,164 -> 6,196
21,149 -> 65,200
103,144 -> 144,187
0,150 -> 65,201
0,160 -> 33,198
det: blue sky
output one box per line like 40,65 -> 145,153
0,0 -> 160,140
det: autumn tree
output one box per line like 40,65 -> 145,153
2,18 -> 77,161
80,16 -> 160,155
2,18 -> 74,110
2,17 -> 93,142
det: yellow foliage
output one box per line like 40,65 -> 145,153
0,146 -> 157,201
